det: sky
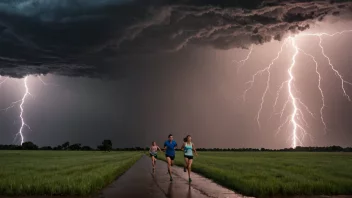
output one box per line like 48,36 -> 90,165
0,0 -> 352,149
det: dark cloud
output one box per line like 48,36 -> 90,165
0,0 -> 351,78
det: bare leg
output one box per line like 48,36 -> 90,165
151,156 -> 155,168
167,157 -> 172,178
184,157 -> 189,172
187,159 -> 193,181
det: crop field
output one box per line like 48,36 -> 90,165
0,151 -> 142,196
158,152 -> 352,197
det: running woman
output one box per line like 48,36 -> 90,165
149,141 -> 162,172
164,134 -> 177,181
181,135 -> 198,183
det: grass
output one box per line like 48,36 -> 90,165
0,151 -> 142,196
158,152 -> 352,197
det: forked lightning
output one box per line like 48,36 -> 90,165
239,30 -> 352,148
1,76 -> 38,144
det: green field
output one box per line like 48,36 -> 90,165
159,152 -> 352,197
0,151 -> 142,196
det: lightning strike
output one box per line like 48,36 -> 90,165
0,77 -> 7,85
0,76 -> 41,144
240,30 -> 352,148
0,75 -> 56,144
298,48 -> 327,133
38,76 -> 48,85
16,77 -> 31,145
288,38 -> 301,148
243,39 -> 288,128
38,75 -> 59,87
317,36 -> 352,101
234,44 -> 254,73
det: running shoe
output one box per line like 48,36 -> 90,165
184,167 -> 187,172
189,178 -> 192,183
170,177 -> 173,181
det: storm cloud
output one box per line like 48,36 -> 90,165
0,0 -> 351,78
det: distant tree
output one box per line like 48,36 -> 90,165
62,142 -> 70,150
331,145 -> 343,152
98,140 -> 112,151
40,146 -> 52,150
53,145 -> 63,150
81,146 -> 93,151
135,147 -> 142,151
0,144 -> 22,150
22,142 -> 38,150
69,143 -> 81,151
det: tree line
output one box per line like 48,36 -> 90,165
0,141 -> 351,152
0,140 -> 113,151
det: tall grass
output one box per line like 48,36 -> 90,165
159,152 -> 352,197
0,151 -> 142,196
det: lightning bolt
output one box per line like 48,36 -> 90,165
17,77 -> 31,145
288,38 -> 301,148
240,30 -> 352,148
1,76 -> 33,145
234,44 -> 254,73
298,48 -> 327,133
1,75 -> 55,145
0,76 -> 8,85
242,39 -> 289,128
38,76 -> 48,85
317,36 -> 352,101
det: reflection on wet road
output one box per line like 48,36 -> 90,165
99,155 -> 247,198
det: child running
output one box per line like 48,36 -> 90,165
181,135 -> 198,183
149,141 -> 162,172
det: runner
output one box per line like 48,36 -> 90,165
164,134 -> 177,181
149,141 -> 162,172
181,135 -> 198,183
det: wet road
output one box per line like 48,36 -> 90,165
98,155 -> 247,198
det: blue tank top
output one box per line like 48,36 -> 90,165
184,142 -> 193,156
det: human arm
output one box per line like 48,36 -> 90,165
157,146 -> 162,152
163,142 -> 167,151
192,143 -> 198,156
181,143 -> 185,151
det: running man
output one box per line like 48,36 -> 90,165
181,135 -> 198,183
164,134 -> 177,181
149,141 -> 162,172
